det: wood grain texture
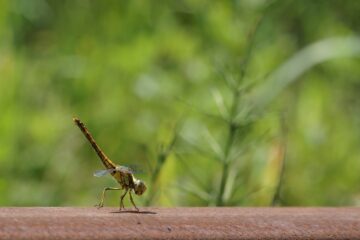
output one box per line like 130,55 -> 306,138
0,207 -> 359,239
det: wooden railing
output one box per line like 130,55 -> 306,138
0,207 -> 359,239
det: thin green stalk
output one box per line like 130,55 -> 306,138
216,13 -> 266,206
144,125 -> 179,206
271,114 -> 287,206
216,92 -> 239,206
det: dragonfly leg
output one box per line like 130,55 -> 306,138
129,190 -> 139,212
95,187 -> 121,209
119,189 -> 128,211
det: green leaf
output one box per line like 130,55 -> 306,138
250,36 -> 360,111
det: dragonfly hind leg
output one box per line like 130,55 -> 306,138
95,187 -> 121,209
129,191 -> 139,212
119,189 -> 128,211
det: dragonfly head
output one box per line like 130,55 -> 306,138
134,179 -> 147,195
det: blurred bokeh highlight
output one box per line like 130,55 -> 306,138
1,0 -> 360,207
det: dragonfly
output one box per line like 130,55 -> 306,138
73,117 -> 147,211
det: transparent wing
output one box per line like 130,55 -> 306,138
127,164 -> 145,174
116,165 -> 135,174
117,164 -> 145,174
93,169 -> 114,177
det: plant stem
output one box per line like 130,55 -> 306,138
216,14 -> 266,206
271,113 -> 287,206
145,127 -> 178,206
216,91 -> 239,206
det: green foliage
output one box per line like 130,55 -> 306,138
0,0 -> 360,207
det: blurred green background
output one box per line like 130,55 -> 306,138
1,0 -> 360,207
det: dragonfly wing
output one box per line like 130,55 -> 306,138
117,165 -> 145,174
117,165 -> 134,174
127,164 -> 144,174
93,169 -> 113,177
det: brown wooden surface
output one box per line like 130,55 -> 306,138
0,207 -> 359,239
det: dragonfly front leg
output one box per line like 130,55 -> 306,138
119,189 -> 128,211
129,190 -> 139,212
95,187 -> 121,209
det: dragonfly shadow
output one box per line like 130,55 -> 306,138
110,210 -> 157,215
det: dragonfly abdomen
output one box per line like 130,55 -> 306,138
73,117 -> 117,170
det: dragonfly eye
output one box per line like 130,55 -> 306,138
134,180 -> 147,195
